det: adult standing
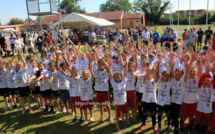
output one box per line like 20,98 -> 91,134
9,34 -> 16,54
108,28 -> 114,42
152,29 -> 160,45
132,29 -> 139,48
26,35 -> 35,54
160,30 -> 168,46
210,32 -> 215,50
36,32 -> 43,53
204,26 -> 213,47
148,26 -> 152,40
169,29 -> 177,51
187,28 -> 197,51
83,28 -> 89,43
141,28 -> 150,46
122,30 -> 129,44
182,29 -> 187,46
21,31 -> 27,53
89,29 -> 96,43
0,33 -> 5,49
197,28 -> 204,50
127,26 -> 131,37
14,34 -> 24,60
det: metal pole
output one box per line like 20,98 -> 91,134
178,0 -> 179,32
170,1 -> 171,26
189,0 -> 191,29
25,0 -> 31,34
206,0 -> 209,28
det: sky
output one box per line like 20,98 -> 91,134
0,0 -> 214,25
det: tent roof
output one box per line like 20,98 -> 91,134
53,12 -> 115,27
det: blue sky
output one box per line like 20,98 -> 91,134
0,0 -> 214,25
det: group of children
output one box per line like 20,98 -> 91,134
1,35 -> 215,134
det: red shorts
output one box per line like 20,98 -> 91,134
80,99 -> 93,110
181,102 -> 197,117
126,90 -> 135,108
115,102 -> 128,117
196,111 -> 211,122
210,115 -> 215,128
96,92 -> 109,105
70,96 -> 81,105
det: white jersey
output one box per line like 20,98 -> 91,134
157,79 -> 172,106
94,69 -> 109,92
78,78 -> 93,101
15,67 -> 28,87
111,62 -> 121,73
183,77 -> 200,104
69,75 -> 80,97
141,79 -> 158,103
6,67 -> 16,88
0,70 -> 8,88
111,78 -> 127,105
136,70 -> 146,93
170,78 -> 185,105
28,67 -> 40,86
58,70 -> 70,90
77,59 -> 89,76
196,86 -> 213,113
125,70 -> 136,91
40,70 -> 51,91
49,70 -> 59,91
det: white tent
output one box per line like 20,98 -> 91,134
53,12 -> 115,27
1,28 -> 16,33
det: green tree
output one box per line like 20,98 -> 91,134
192,10 -> 215,24
133,0 -> 170,25
61,0 -> 86,14
7,18 -> 24,25
100,0 -> 132,13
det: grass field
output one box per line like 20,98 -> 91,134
1,24 -> 215,134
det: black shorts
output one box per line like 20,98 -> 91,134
142,102 -> 156,114
52,90 -> 59,97
59,89 -> 70,101
153,41 -> 159,45
41,89 -> 53,98
157,105 -> 171,114
32,86 -> 41,95
0,88 -> 9,97
18,87 -> 31,97
136,92 -> 143,102
142,40 -> 148,46
8,88 -> 18,95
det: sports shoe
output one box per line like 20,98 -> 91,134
41,105 -> 45,110
62,107 -> 66,114
140,124 -> 146,130
3,105 -> 9,110
153,125 -> 158,132
158,128 -> 161,134
99,117 -> 104,123
13,105 -> 18,109
79,116 -> 84,122
168,125 -> 173,132
35,104 -> 41,110
9,104 -> 14,110
109,116 -> 113,123
18,105 -> 22,110
55,108 -> 60,114
73,116 -> 78,122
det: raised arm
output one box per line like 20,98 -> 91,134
20,51 -> 26,68
124,57 -> 128,78
108,58 -> 113,81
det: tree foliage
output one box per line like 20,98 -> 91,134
61,0 -> 86,14
7,18 -> 24,25
133,0 -> 170,25
100,0 -> 132,13
192,10 -> 215,24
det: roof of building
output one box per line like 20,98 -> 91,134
0,24 -> 22,29
123,13 -> 142,19
83,11 -> 123,21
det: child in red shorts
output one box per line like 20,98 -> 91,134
109,56 -> 128,131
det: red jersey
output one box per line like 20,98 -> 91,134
45,38 -> 52,44
211,36 -> 215,50
182,32 -> 187,40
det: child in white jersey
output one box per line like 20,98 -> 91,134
90,58 -> 113,123
68,66 -> 84,122
156,68 -> 173,133
140,65 -> 159,132
34,62 -> 54,113
180,53 -> 202,133
13,52 -> 32,114
195,64 -> 215,133
169,59 -> 185,134
48,62 -> 61,114
109,56 -> 128,131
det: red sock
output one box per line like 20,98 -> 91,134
188,118 -> 193,129
180,119 -> 185,129
205,129 -> 211,134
